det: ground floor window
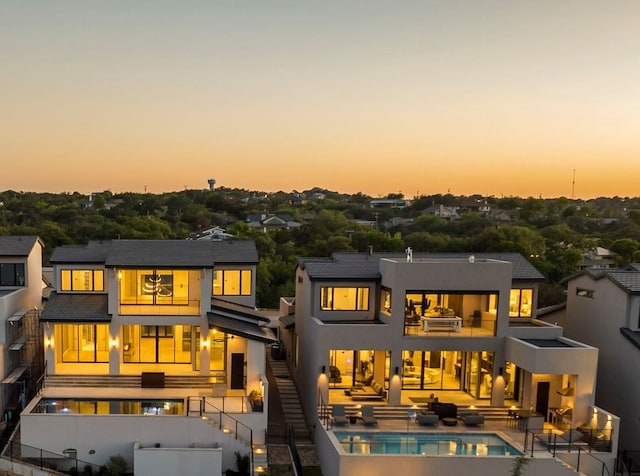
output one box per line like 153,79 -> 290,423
123,324 -> 194,363
328,349 -> 389,390
60,324 -> 109,362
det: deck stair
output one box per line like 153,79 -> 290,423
44,374 -> 213,389
326,404 -> 511,422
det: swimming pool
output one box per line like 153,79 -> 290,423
334,431 -> 522,456
32,398 -> 184,415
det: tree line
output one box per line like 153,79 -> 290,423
2,188 -> 640,308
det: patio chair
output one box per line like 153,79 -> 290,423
332,405 -> 349,426
361,406 -> 378,426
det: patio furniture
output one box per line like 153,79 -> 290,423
442,417 -> 458,426
462,414 -> 485,426
350,380 -> 386,401
417,411 -> 439,426
332,405 -> 348,426
421,316 -> 462,332
361,406 -> 378,426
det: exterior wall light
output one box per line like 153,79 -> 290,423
201,338 -> 209,350
321,365 -> 326,375
45,337 -> 53,349
110,337 -> 118,349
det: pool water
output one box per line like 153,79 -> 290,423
32,398 -> 184,415
334,431 -> 522,456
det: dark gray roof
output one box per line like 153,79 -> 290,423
298,252 -> 544,281
106,240 -> 216,268
210,240 -> 258,264
211,298 -> 270,323
574,267 -> 640,295
207,312 -> 276,343
40,292 -> 110,322
50,239 -> 258,268
50,241 -> 111,264
0,236 -> 41,256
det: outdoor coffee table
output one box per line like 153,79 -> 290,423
442,417 -> 458,426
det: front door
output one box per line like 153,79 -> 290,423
230,353 -> 244,389
536,381 -> 550,420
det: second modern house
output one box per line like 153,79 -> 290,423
19,239 -> 276,475
279,250 -> 618,475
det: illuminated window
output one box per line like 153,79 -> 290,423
61,269 -> 104,292
60,324 -> 109,362
123,324 -> 192,363
509,289 -> 533,317
321,287 -> 369,311
212,269 -> 252,296
382,288 -> 392,313
0,263 -> 25,286
120,269 -> 190,305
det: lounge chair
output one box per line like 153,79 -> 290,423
417,410 -> 439,426
332,405 -> 348,426
361,406 -> 378,426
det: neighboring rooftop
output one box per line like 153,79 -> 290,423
50,239 -> 258,267
0,235 -> 41,256
298,252 -> 545,281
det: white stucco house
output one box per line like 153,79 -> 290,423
279,251 -> 618,475
0,235 -> 44,424
19,239 -> 276,475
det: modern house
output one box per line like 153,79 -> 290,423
20,239 -> 276,475
0,236 -> 45,424
546,265 -> 640,452
280,250 -> 617,475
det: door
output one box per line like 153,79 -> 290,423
536,381 -> 550,420
230,353 -> 245,389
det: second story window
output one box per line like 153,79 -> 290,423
0,263 -> 25,286
509,288 -> 533,317
213,270 -> 252,296
321,287 -> 369,311
61,269 -> 104,292
120,269 -> 190,305
382,288 -> 392,313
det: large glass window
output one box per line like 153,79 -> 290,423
0,263 -> 25,286
509,289 -> 533,317
213,269 -> 252,296
120,269 -> 190,305
122,324 -> 192,363
321,287 -> 370,311
401,350 -> 461,390
61,269 -> 104,291
60,324 -> 109,362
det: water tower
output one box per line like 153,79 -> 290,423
207,178 -> 216,191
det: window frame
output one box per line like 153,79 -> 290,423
320,287 -> 370,311
212,269 -> 252,296
0,263 -> 26,286
60,269 -> 105,292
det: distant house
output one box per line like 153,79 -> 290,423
580,247 -> 616,270
489,208 -> 519,222
458,197 -> 491,214
246,214 -> 301,232
423,204 -> 459,220
188,226 -> 235,241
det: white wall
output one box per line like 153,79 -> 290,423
133,443 -> 222,476
20,411 -> 253,470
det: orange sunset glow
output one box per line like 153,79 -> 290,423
2,2 -> 640,198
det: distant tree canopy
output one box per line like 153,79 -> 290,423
2,188 -> 640,308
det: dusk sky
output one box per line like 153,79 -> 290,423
2,1 -> 640,199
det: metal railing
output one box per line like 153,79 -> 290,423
525,428 -> 613,475
187,395 -> 255,475
3,439 -> 104,475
